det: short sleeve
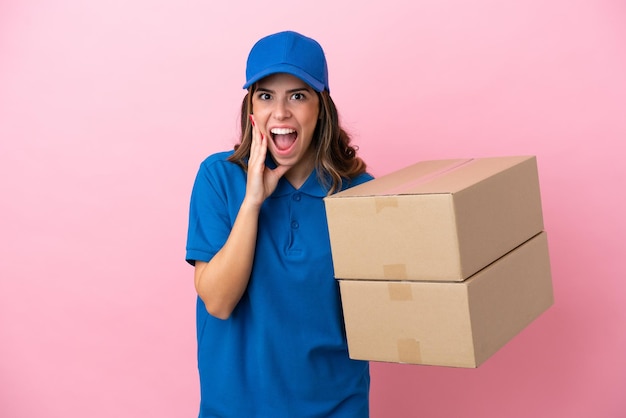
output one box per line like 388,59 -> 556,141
343,172 -> 375,191
185,153 -> 242,265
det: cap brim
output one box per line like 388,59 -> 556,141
243,64 -> 325,92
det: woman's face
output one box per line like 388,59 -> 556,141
251,73 -> 320,183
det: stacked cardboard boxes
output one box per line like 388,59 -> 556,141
324,156 -> 554,368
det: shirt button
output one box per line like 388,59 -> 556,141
292,193 -> 301,202
291,221 -> 299,229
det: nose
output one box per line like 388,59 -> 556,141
273,98 -> 291,120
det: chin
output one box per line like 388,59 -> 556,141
270,152 -> 298,167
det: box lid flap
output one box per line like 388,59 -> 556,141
329,156 -> 535,198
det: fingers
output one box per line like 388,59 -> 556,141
246,114 -> 288,202
248,115 -> 266,173
245,115 -> 269,205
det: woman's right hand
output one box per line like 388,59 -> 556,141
245,115 -> 289,207
193,115 -> 290,319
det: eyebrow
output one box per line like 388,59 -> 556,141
256,86 -> 313,94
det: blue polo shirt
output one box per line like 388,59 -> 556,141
186,151 -> 372,418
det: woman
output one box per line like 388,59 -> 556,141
186,30 -> 372,417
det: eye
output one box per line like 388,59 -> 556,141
257,92 -> 271,100
291,92 -> 306,100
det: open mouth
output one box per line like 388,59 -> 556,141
270,128 -> 298,151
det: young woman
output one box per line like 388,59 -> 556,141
186,31 -> 372,417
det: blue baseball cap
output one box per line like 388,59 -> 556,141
243,31 -> 329,92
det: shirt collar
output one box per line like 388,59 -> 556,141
265,155 -> 329,198
271,169 -> 329,198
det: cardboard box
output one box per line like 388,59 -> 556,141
338,232 -> 554,368
325,156 -> 544,281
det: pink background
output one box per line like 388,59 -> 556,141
1,0 -> 625,417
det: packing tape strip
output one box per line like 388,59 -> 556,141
384,264 -> 408,280
375,197 -> 398,213
387,282 -> 412,301
397,338 -> 422,364
385,158 -> 475,195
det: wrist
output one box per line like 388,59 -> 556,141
240,197 -> 263,214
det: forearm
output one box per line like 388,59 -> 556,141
194,198 -> 261,319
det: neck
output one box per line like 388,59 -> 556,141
283,151 -> 316,189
